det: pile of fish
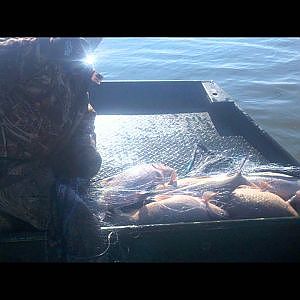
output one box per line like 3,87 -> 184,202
97,161 -> 300,226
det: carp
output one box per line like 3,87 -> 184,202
244,171 -> 300,200
98,163 -> 177,209
100,163 -> 177,189
109,192 -> 228,225
225,187 -> 298,219
158,171 -> 250,206
158,156 -> 250,199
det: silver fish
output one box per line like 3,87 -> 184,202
244,172 -> 300,200
157,156 -> 250,199
99,163 -> 177,209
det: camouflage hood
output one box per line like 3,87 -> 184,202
0,37 -> 99,161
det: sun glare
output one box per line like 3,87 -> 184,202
83,54 -> 96,65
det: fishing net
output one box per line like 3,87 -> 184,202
86,112 -> 270,217
93,112 -> 267,177
69,112 -> 300,260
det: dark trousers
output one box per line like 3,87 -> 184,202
0,160 -> 104,261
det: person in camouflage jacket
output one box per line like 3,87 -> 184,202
0,37 -> 104,260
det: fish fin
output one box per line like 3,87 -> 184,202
155,183 -> 168,190
250,182 -> 263,189
287,190 -> 300,203
250,182 -> 261,188
236,183 -> 263,190
236,184 -> 254,189
202,191 -> 218,203
154,194 -> 171,201
287,193 -> 300,214
155,170 -> 178,190
168,171 -> 177,187
256,181 -> 273,192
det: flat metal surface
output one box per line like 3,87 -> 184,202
90,80 -> 210,114
1,217 -> 299,262
99,217 -> 300,262
88,112 -> 268,202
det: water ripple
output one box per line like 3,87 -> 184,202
95,37 -> 300,162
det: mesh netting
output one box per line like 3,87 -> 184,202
87,112 -> 268,203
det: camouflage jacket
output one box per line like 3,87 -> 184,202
0,37 -> 101,179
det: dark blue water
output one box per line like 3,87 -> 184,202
93,38 -> 300,161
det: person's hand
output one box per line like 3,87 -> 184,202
91,71 -> 103,85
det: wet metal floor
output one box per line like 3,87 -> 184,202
88,113 -> 268,201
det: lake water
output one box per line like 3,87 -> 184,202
93,38 -> 300,162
